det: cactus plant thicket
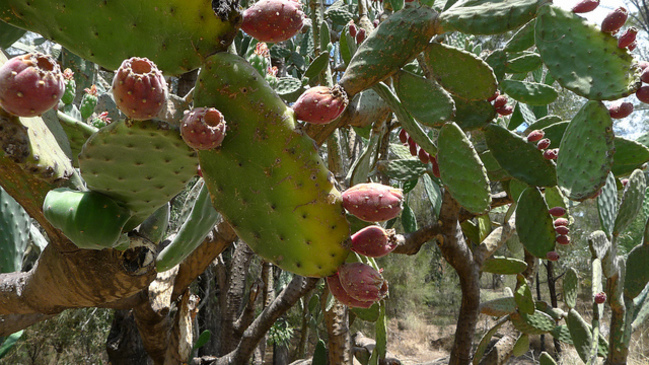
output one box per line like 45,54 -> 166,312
1,0 -> 649,364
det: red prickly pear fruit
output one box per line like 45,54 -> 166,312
373,19 -> 379,28
617,27 -> 638,49
350,225 -> 398,257
546,251 -> 560,261
621,178 -> 629,187
609,101 -> 634,119
180,107 -> 227,150
496,105 -> 513,116
293,85 -> 349,124
398,128 -> 408,144
356,28 -> 366,44
197,165 -> 203,177
338,262 -> 389,302
342,183 -> 404,222
431,155 -> 441,178
0,52 -> 65,117
554,218 -> 569,227
594,292 -> 607,304
536,138 -> 551,150
543,148 -> 558,160
348,23 -> 358,38
555,226 -> 570,235
241,0 -> 305,43
418,148 -> 430,164
639,61 -> 649,70
548,206 -> 566,217
111,57 -> 167,121
601,7 -> 628,34
636,85 -> 649,104
526,130 -> 545,143
487,90 -> 500,102
409,141 -> 419,157
641,67 -> 649,83
572,0 -> 599,13
556,235 -> 570,245
326,273 -> 375,308
493,95 -> 507,109
628,41 -> 638,51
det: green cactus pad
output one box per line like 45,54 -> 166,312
0,21 -> 26,49
613,169 -> 646,237
440,0 -> 550,35
479,296 -> 516,316
376,159 -> 429,181
557,101 -> 614,201
394,70 -> 455,127
0,186 -> 30,273
588,231 -> 611,263
535,5 -> 642,100
515,274 -> 535,315
43,188 -> 132,250
505,52 -> 543,74
339,6 -> 439,96
512,334 -> 530,357
274,77 -> 304,103
524,115 -> 563,134
612,137 -> 649,177
515,187 -> 556,258
539,351 -> 558,365
437,122 -> 491,214
423,43 -> 497,101
510,310 -> 556,335
563,268 -> 579,309
78,120 -> 198,231
0,0 -> 240,75
543,186 -> 567,212
55,111 -> 98,167
485,124 -> 557,187
539,121 -> 568,149
486,49 -> 508,83
505,20 -> 536,53
567,309 -> 593,364
452,96 -> 497,131
482,256 -> 527,275
597,173 -> 617,237
194,53 -> 350,278
138,203 -> 170,246
479,150 -> 510,181
500,79 -> 557,106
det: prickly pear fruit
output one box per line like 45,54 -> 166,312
91,111 -> 112,129
418,148 -> 430,164
609,101 -> 634,119
543,148 -> 558,160
555,226 -> 570,235
554,218 -> 569,226
617,27 -> 638,49
293,85 -> 349,124
572,0 -> 599,13
241,0 -> 305,43
487,90 -> 500,102
111,57 -> 167,121
350,225 -> 397,258
556,235 -> 570,245
601,7 -> 628,34
326,273 -> 375,308
409,141 -> 419,157
526,130 -> 545,143
641,67 -> 649,83
621,178 -> 629,187
431,155 -> 441,178
496,105 -> 513,116
493,95 -> 508,109
342,183 -> 404,222
537,138 -> 551,150
546,251 -> 560,261
356,28 -> 366,44
180,107 -> 227,150
629,42 -> 638,51
348,22 -> 358,38
399,128 -> 408,144
338,262 -> 389,302
549,207 -> 566,217
61,68 -> 75,105
0,52 -> 64,117
594,292 -> 607,304
636,85 -> 649,104
80,85 -> 99,120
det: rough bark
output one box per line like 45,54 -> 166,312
323,288 -> 352,365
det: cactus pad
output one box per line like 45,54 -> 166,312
567,309 -> 593,363
510,310 -> 556,335
611,137 -> 649,177
452,96 -> 497,131
597,172 -> 618,237
625,243 -> 649,299
504,20 -> 536,53
557,101 -> 614,201
440,0 -> 550,35
515,187 -> 556,258
482,256 -> 527,275
563,268 -> 579,309
535,5 -> 642,100
613,169 -> 646,237
78,119 -> 198,230
479,296 -> 516,316
500,79 -> 558,106
0,186 -> 30,272
394,70 -> 455,127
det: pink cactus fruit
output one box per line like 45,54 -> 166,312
543,148 -> 559,160
180,107 -> 227,150
431,155 -> 441,178
555,226 -> 570,235
636,85 -> 649,104
293,85 -> 349,124
546,251 -> 560,261
348,22 -> 358,38
554,218 -> 569,227
526,130 -> 545,143
556,235 -> 570,245
111,57 -> 167,120
342,183 -> 404,222
496,105 -> 513,116
548,206 -> 566,217
621,178 -> 629,187
639,61 -> 649,70
609,101 -> 634,119
617,27 -> 638,49
356,28 -> 366,44
536,138 -> 551,150
241,0 -> 305,43
487,90 -> 500,102
628,42 -> 638,51
338,262 -> 389,302
594,292 -> 607,304
350,225 -> 398,258
409,140 -> 419,157
418,148 -> 430,164
601,7 -> 628,34
398,128 -> 408,144
641,67 -> 649,83
0,52 -> 65,117
572,0 -> 599,13
493,95 -> 507,109
326,273 -> 375,308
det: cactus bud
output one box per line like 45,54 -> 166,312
487,90 -> 500,102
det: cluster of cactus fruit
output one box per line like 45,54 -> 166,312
3,0 -> 649,363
